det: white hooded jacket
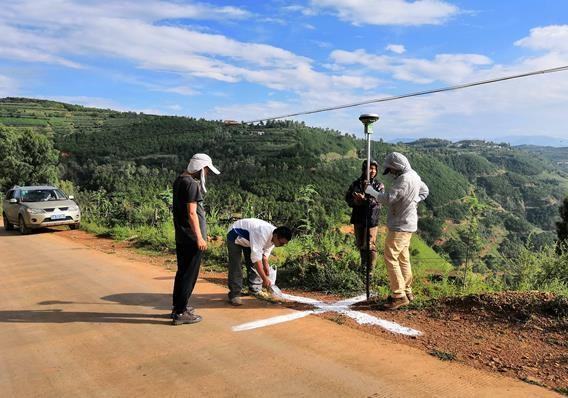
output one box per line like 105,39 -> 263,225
365,152 -> 429,232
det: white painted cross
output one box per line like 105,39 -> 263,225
232,292 -> 422,336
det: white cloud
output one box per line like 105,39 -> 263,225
0,74 -> 17,97
515,25 -> 568,54
159,86 -> 199,96
1,0 -> 250,25
386,44 -> 406,54
310,0 -> 459,26
208,100 -> 294,122
393,54 -> 493,84
167,104 -> 183,112
284,5 -> 318,16
331,49 -> 392,70
0,24 -> 82,68
45,95 -> 165,115
0,0 -> 373,97
311,40 -> 332,49
45,96 -> 134,111
2,1 -> 567,142
291,26 -> 568,140
331,49 -> 492,84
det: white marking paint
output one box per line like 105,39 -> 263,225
232,311 -> 316,332
232,293 -> 422,336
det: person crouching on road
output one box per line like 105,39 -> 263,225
171,153 -> 220,325
365,152 -> 429,310
345,160 -> 384,273
226,218 -> 292,306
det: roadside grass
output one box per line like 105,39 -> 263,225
78,217 -> 567,304
429,349 -> 456,361
81,220 -> 175,252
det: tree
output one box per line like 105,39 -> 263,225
461,192 -> 486,287
0,126 -> 59,190
557,197 -> 568,249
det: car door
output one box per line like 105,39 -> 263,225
4,190 -> 18,223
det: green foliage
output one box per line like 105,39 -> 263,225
441,152 -> 496,181
408,153 -> 469,208
557,197 -> 568,246
3,98 -> 568,299
435,201 -> 468,221
483,151 -> 544,176
418,216 -> 444,244
0,126 -> 59,190
429,349 -> 456,361
278,232 -> 363,293
504,242 -> 568,295
460,193 -> 486,287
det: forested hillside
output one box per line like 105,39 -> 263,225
1,97 -> 567,296
517,145 -> 568,172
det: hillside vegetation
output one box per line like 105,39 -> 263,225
1,97 -> 567,298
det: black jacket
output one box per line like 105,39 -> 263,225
345,177 -> 384,227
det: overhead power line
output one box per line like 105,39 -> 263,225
243,65 -> 568,124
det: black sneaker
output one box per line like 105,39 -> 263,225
229,296 -> 243,306
170,306 -> 194,319
172,311 -> 202,325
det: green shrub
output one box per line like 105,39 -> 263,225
278,233 -> 363,293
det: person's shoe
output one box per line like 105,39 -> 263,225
406,292 -> 415,302
383,296 -> 410,310
170,306 -> 194,319
253,290 -> 270,299
253,290 -> 280,303
172,310 -> 202,325
229,296 -> 243,306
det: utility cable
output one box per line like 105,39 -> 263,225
243,65 -> 568,123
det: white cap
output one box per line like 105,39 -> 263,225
187,153 -> 220,175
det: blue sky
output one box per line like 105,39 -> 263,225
1,0 -> 568,143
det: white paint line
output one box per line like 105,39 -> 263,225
280,293 -> 322,305
334,294 -> 367,307
232,310 -> 315,332
341,310 -> 422,336
232,292 -> 423,336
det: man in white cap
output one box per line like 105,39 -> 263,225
365,152 -> 429,310
171,153 -> 220,325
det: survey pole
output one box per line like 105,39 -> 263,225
358,114 -> 380,300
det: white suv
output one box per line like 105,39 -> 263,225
2,186 -> 81,234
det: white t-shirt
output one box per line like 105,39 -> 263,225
228,218 -> 276,263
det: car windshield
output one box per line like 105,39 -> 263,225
20,189 -> 67,202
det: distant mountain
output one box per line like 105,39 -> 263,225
390,135 -> 568,147
386,137 -> 419,144
516,145 -> 568,173
501,135 -> 568,147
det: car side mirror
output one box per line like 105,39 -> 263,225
9,198 -> 18,204
68,195 -> 74,200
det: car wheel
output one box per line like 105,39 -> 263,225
18,215 -> 31,235
69,223 -> 80,230
3,213 -> 13,231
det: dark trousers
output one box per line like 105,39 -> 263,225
227,239 -> 262,299
172,242 -> 202,314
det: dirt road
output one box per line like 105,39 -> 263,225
0,226 -> 559,397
